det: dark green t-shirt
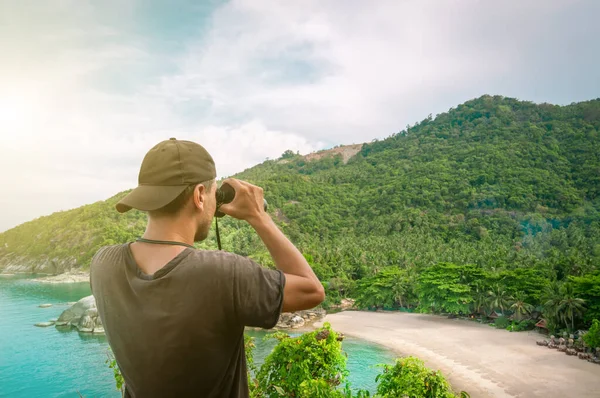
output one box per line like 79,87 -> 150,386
90,244 -> 285,398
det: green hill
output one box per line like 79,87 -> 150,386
2,95 -> 599,329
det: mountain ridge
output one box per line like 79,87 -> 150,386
1,95 -> 599,282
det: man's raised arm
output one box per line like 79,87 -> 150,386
219,178 -> 325,312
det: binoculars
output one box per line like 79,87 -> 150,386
215,183 -> 268,218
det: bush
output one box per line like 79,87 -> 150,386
508,319 -> 536,332
374,357 -> 467,398
298,379 -> 351,398
494,316 -> 510,329
254,323 -> 348,397
583,319 -> 600,349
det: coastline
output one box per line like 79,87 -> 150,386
33,271 -> 90,284
315,311 -> 600,398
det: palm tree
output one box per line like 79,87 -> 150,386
472,285 -> 488,316
542,281 -> 563,326
557,283 -> 585,331
510,292 -> 534,321
487,284 -> 511,314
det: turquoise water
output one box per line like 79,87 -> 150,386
0,276 -> 393,397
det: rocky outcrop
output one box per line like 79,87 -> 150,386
0,254 -> 78,274
329,298 -> 355,311
56,296 -> 326,333
303,144 -> 363,165
56,295 -> 104,334
275,309 -> 326,329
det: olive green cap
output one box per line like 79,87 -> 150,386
116,138 -> 216,213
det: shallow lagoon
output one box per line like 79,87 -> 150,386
0,276 -> 393,397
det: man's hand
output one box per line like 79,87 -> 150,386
218,178 -> 266,225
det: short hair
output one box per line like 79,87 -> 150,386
149,179 -> 214,216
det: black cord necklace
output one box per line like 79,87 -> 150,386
136,237 -> 195,249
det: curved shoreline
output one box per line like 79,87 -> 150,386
33,272 -> 90,284
315,311 -> 600,398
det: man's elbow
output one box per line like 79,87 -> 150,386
310,283 -> 326,307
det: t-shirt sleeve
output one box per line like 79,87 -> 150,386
232,255 -> 285,328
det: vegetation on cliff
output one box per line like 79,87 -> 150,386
1,95 -> 599,329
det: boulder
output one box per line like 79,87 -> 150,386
84,308 -> 98,318
38,303 -> 53,308
77,315 -> 94,333
55,295 -> 105,334
289,315 -> 305,329
57,295 -> 96,324
93,316 -> 105,334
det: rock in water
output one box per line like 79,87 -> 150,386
38,304 -> 52,308
57,295 -> 96,324
34,322 -> 55,327
56,295 -> 105,334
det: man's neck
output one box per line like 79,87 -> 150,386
142,216 -> 195,246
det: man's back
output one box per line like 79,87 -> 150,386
90,243 -> 284,398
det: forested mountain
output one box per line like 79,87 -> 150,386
2,95 -> 599,330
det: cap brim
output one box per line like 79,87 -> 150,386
116,185 -> 189,213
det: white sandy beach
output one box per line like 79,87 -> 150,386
316,311 -> 600,398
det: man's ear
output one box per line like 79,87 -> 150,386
193,184 -> 206,210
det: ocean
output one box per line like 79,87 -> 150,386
0,275 -> 393,397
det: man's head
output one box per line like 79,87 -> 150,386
116,138 -> 217,242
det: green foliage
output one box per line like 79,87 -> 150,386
298,379 -> 352,398
507,319 -> 536,332
557,283 -> 586,331
583,319 -> 600,349
493,316 -> 511,329
254,323 -> 348,397
418,263 -> 482,314
245,335 -> 258,392
487,285 -> 511,314
354,268 -> 414,310
509,292 -> 534,321
105,350 -> 124,394
374,357 -> 465,398
570,272 -> 600,324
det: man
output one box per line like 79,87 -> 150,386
90,138 -> 325,397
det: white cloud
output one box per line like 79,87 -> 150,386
0,0 -> 599,231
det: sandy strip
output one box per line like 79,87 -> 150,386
316,311 -> 600,398
34,271 -> 89,284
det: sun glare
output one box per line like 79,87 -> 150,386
0,94 -> 37,134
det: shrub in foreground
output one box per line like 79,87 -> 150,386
374,357 -> 468,398
253,323 -> 349,397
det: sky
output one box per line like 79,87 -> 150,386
0,0 -> 599,232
